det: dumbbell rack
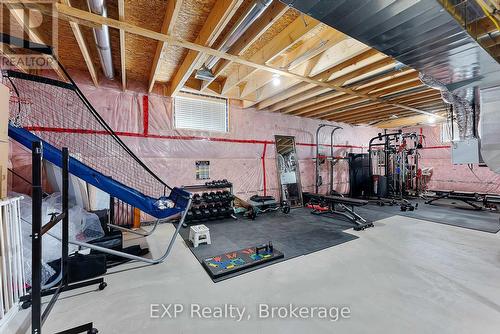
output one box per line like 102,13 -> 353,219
182,181 -> 236,226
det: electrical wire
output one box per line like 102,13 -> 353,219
475,0 -> 500,31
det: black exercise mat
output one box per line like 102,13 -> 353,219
177,208 -> 360,282
363,199 -> 500,233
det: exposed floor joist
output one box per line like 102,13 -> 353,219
34,2 -> 442,121
6,4 -> 67,80
201,0 -> 289,93
168,0 -> 243,96
61,0 -> 99,87
148,0 -> 183,92
118,0 -> 126,91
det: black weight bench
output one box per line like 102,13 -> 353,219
425,190 -> 483,210
304,193 -> 374,231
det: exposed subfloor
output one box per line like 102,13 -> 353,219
10,215 -> 500,334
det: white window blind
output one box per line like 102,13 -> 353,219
174,93 -> 228,132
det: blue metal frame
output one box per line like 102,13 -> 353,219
9,125 -> 190,219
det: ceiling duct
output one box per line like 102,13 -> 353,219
87,0 -> 114,80
419,73 -> 474,140
281,0 -> 500,93
195,0 -> 272,81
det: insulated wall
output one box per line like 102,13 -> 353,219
9,78 -> 379,201
409,126 -> 500,194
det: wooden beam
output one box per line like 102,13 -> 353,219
309,48 -> 380,82
376,114 -> 442,128
240,30 -> 346,99
256,82 -> 316,110
301,96 -> 369,118
0,43 -> 29,73
282,71 -> 417,114
329,95 -> 443,122
355,71 -> 417,94
255,49 -> 382,111
332,106 -> 402,123
201,0 -> 288,92
242,77 -> 301,108
269,86 -> 331,112
45,3 -> 434,116
169,0 -> 242,96
61,0 -> 98,86
148,0 -> 182,92
221,15 -> 320,95
271,29 -> 346,71
118,0 -> 126,91
352,111 -> 418,125
340,98 -> 445,123
281,91 -> 346,114
370,79 -> 423,98
328,57 -> 395,86
6,4 -> 66,80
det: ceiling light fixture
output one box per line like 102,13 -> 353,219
272,73 -> 281,86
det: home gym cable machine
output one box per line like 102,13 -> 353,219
367,130 -> 424,199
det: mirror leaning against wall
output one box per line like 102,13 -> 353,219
275,135 -> 303,207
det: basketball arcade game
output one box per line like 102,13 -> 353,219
2,34 -> 192,333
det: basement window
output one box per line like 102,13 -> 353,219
174,92 -> 229,132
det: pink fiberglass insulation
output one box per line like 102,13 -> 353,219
8,77 -> 378,201
406,125 -> 500,194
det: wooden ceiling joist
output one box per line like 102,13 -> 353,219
268,86 -> 332,112
220,14 -> 320,95
148,0 -> 183,92
169,0 -> 243,96
300,96 -> 370,118
61,0 -> 99,87
201,0 -> 289,93
355,71 -> 418,94
0,43 -> 29,73
330,95 -> 444,122
370,79 -> 424,98
339,99 -> 445,123
239,29 -> 347,100
257,50 -> 392,110
6,4 -> 67,80
328,57 -> 395,86
272,28 -> 346,71
118,0 -> 126,91
38,3 -> 436,118
281,91 -> 346,114
285,93 -> 358,117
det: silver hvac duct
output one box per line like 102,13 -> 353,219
195,0 -> 272,80
419,73 -> 474,140
87,0 -> 114,79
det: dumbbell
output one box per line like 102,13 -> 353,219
202,192 -> 214,203
199,205 -> 211,219
193,193 -> 202,205
218,205 -> 227,216
208,204 -> 219,219
186,210 -> 194,221
213,191 -> 222,202
193,208 -> 203,220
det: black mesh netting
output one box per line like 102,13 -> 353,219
4,70 -> 168,199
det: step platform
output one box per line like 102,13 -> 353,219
202,243 -> 284,279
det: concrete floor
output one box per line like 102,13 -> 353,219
9,215 -> 500,334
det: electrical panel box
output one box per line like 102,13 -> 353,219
452,138 -> 483,164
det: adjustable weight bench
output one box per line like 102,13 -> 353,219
304,193 -> 374,231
